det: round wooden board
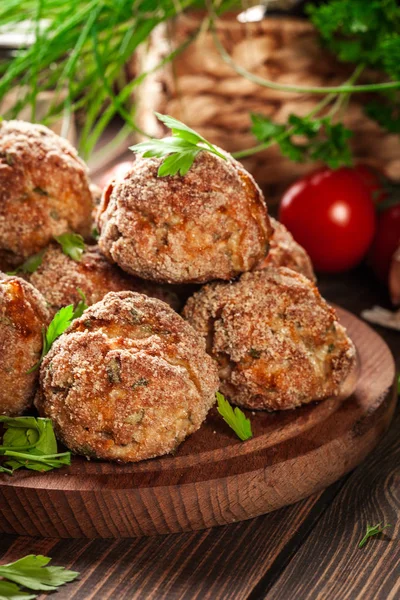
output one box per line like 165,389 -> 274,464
0,307 -> 396,538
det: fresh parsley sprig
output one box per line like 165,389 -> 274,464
0,554 -> 79,596
130,113 -> 227,177
6,251 -> 45,277
216,392 -> 253,441
0,417 -> 71,474
358,523 -> 391,548
54,233 -> 85,262
72,288 -> 88,319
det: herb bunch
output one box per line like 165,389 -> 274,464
0,416 -> 71,474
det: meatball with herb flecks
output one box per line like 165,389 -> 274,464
23,243 -> 181,316
96,151 -> 271,284
255,218 -> 316,281
35,291 -> 219,462
0,120 -> 93,270
0,274 -> 49,415
183,267 -> 355,411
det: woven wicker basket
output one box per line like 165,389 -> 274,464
134,12 -> 400,204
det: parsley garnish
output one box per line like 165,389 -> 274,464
0,554 -> 78,596
72,289 -> 88,319
54,233 -> 85,262
130,113 -> 227,177
6,251 -> 45,276
250,113 -> 353,169
358,523 -> 391,548
0,417 -> 71,474
216,392 -> 253,441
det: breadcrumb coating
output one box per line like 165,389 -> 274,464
0,274 -> 49,415
96,150 -> 271,283
255,218 -> 316,281
36,291 -> 219,461
24,244 -> 180,316
183,267 -> 355,411
0,120 -> 93,269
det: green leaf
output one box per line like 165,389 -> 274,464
0,580 -> 36,600
0,417 -> 71,473
216,392 -> 252,441
365,100 -> 400,134
130,113 -> 226,177
72,289 -> 88,319
54,233 -> 85,262
6,250 -> 45,276
250,113 -> 285,142
358,523 -> 391,548
44,304 -> 74,352
0,555 -> 79,592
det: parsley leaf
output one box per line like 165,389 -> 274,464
28,304 -> 74,373
250,112 -> 353,169
0,580 -> 36,600
365,100 -> 400,134
130,113 -> 227,177
54,233 -> 85,262
72,289 -> 88,319
0,555 -> 79,592
358,523 -> 391,548
0,417 -> 71,473
6,251 -> 45,276
216,392 -> 252,441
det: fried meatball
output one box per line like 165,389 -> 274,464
0,274 -> 49,415
255,218 -> 316,281
23,244 -> 180,316
183,267 -> 355,411
96,151 -> 271,283
0,120 -> 93,269
35,291 -> 219,461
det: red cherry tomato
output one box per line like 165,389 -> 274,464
279,167 -> 377,273
97,161 -> 133,189
369,204 -> 400,283
353,165 -> 387,204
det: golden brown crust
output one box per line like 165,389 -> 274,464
0,120 -> 93,268
255,218 -> 316,281
96,151 -> 271,283
24,244 -> 180,316
183,267 -> 355,411
36,291 -> 219,462
0,274 -> 49,415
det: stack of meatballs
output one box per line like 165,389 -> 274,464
0,120 -> 355,463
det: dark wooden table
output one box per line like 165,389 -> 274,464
1,267 -> 399,600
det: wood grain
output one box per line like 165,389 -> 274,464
264,409 -> 400,600
0,308 -> 395,538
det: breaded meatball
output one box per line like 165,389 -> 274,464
255,218 -> 316,281
183,267 -> 355,411
35,291 -> 219,461
0,274 -> 49,415
23,244 -> 180,316
0,120 -> 93,269
96,151 -> 271,283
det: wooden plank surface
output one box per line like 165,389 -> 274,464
0,267 -> 398,599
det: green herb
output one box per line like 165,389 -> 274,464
130,113 -> 227,177
249,112 -> 353,169
54,233 -> 85,262
216,392 -> 252,442
33,187 -> 48,196
6,251 -> 45,276
72,289 -> 88,319
0,417 -> 71,473
358,523 -> 391,548
91,226 -> 100,241
0,554 -> 78,596
131,377 -> 149,390
28,304 -> 74,372
249,348 -> 261,359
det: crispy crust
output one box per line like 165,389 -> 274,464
0,120 -> 93,268
96,151 -> 271,283
36,291 -> 219,462
255,218 -> 316,281
183,267 -> 355,411
24,244 -> 180,316
0,274 -> 49,415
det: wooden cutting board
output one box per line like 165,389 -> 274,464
0,307 -> 396,538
